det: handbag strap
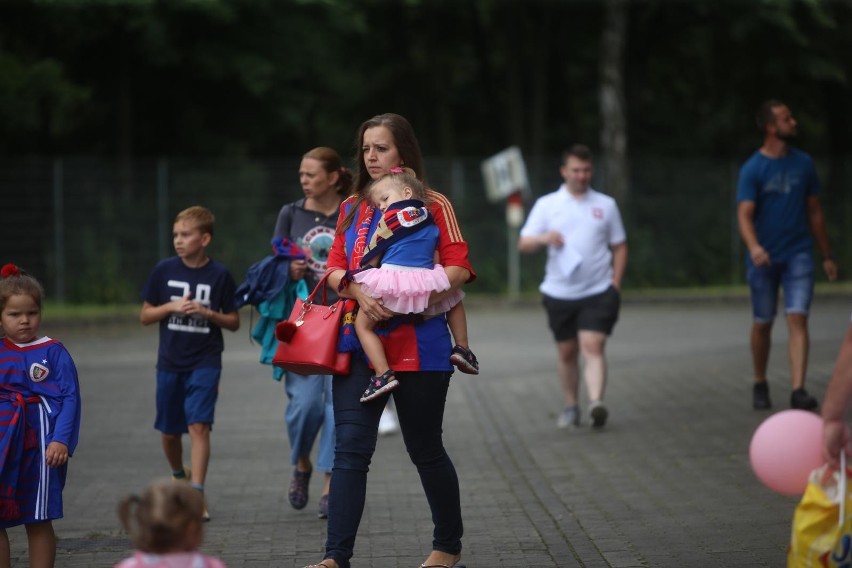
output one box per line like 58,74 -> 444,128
305,272 -> 332,306
840,451 -> 847,526
293,273 -> 340,326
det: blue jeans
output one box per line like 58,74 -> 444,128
747,251 -> 814,323
284,372 -> 334,472
324,357 -> 463,568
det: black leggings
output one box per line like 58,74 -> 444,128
324,357 -> 463,568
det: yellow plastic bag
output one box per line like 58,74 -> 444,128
789,457 -> 852,567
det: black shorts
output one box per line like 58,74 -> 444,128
542,286 -> 621,341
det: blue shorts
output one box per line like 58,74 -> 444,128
747,252 -> 814,323
155,368 -> 221,434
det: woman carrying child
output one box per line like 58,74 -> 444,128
302,112 -> 474,568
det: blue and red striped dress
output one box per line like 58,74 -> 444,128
0,336 -> 81,527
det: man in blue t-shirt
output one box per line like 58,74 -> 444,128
140,205 -> 240,521
736,100 -> 837,411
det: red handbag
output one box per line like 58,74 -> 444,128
272,274 -> 351,375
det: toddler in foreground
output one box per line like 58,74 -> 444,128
115,479 -> 226,568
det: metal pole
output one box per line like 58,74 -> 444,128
730,160 -> 740,285
157,158 -> 169,260
506,194 -> 524,303
507,227 -> 519,303
450,158 -> 464,203
52,158 -> 65,302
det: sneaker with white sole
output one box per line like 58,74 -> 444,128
360,370 -> 399,403
557,406 -> 580,429
378,406 -> 399,436
450,345 -> 480,375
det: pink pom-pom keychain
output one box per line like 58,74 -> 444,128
275,320 -> 298,343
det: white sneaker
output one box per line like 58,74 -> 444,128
556,406 -> 580,429
378,407 -> 399,436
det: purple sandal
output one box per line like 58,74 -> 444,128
288,468 -> 311,510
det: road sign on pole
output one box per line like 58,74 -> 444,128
481,147 -> 530,302
481,146 -> 530,203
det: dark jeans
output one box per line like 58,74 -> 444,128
324,357 -> 463,568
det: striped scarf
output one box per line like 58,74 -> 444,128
338,201 -> 377,353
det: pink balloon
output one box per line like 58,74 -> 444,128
749,409 -> 825,495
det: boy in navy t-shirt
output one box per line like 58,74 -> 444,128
140,205 -> 240,521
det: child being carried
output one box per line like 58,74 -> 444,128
353,167 -> 479,404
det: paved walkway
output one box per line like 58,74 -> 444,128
8,297 -> 851,567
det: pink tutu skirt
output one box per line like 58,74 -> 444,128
354,263 -> 464,315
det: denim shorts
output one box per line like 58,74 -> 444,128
155,367 -> 221,434
542,286 -> 621,341
747,251 -> 814,323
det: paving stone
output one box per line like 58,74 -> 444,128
5,297 -> 847,566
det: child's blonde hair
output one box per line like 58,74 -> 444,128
369,166 -> 428,203
0,264 -> 44,312
117,480 -> 205,554
175,206 -> 215,236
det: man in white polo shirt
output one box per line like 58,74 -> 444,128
519,144 -> 628,429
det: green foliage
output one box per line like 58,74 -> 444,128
0,54 -> 89,151
68,230 -> 135,303
167,158 -> 276,279
3,152 -> 849,303
2,0 -> 852,296
2,0 -> 851,159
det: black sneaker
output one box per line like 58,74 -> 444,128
589,402 -> 609,428
790,388 -> 818,411
450,345 -> 480,375
753,382 -> 771,410
359,370 -> 398,403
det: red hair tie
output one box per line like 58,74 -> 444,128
1,264 -> 20,279
388,166 -> 404,174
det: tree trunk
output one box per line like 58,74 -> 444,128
599,0 -> 629,203
117,36 -> 134,201
529,7 -> 550,186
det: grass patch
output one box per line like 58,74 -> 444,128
41,281 -> 851,320
626,281 -> 852,299
44,303 -> 140,320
